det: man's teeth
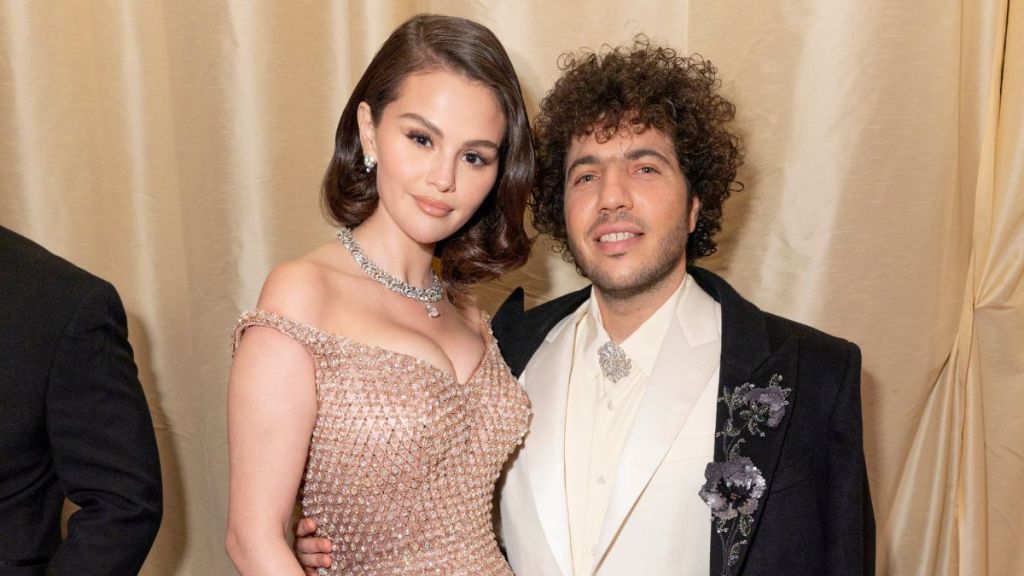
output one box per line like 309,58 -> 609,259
599,232 -> 637,242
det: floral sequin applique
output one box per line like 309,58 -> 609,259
698,373 -> 790,574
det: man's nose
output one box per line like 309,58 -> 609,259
596,168 -> 633,212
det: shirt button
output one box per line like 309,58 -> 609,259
591,546 -> 597,557
606,399 -> 615,410
597,474 -> 606,485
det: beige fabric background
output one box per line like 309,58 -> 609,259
1,1 -> 1020,574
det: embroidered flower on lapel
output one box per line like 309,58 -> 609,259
742,374 -> 790,429
700,373 -> 790,573
699,457 -> 766,519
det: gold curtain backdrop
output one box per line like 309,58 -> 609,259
1,1 -> 1020,574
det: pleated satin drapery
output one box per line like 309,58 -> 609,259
0,1 -> 1020,574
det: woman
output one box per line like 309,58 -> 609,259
225,14 -> 534,575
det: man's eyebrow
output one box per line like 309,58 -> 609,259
624,148 -> 674,165
399,113 -> 500,151
566,155 -> 600,176
566,148 -> 675,176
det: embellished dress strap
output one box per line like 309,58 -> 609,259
232,310 -> 325,357
479,309 -> 493,336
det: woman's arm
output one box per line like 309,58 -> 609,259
226,265 -> 324,575
226,323 -> 317,575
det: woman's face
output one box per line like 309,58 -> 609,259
358,69 -> 506,245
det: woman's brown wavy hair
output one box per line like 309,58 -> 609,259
532,35 -> 744,263
321,14 -> 534,300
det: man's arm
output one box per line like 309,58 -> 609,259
827,343 -> 875,574
45,280 -> 163,574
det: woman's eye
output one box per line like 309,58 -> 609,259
463,152 -> 495,167
409,133 -> 431,147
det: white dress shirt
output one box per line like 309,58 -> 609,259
564,275 -> 718,575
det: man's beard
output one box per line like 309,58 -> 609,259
568,216 -> 690,302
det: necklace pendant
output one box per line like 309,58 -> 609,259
425,303 -> 440,318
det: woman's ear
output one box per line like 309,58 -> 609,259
356,102 -> 377,159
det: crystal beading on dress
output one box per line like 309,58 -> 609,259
232,310 -> 530,574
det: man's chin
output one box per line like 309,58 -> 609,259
586,271 -> 650,300
583,260 -> 687,302
592,282 -> 653,301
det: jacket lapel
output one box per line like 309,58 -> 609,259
691,267 -> 800,576
494,286 -> 592,377
521,306 -> 586,576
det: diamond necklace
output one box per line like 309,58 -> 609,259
336,226 -> 443,318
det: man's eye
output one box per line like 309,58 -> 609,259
576,174 -> 595,184
638,166 -> 658,174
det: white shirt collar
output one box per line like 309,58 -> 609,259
581,275 -> 691,378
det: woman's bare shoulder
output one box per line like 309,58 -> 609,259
256,242 -> 352,326
452,294 -> 487,333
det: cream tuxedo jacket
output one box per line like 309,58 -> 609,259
492,267 -> 875,576
497,277 -> 721,576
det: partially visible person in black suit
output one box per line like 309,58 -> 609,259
0,225 -> 162,575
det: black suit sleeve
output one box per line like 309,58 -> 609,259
44,281 -> 162,575
827,343 -> 875,574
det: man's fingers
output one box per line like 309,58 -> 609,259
294,517 -> 331,571
295,536 -> 333,554
296,517 -> 317,537
297,550 -> 332,567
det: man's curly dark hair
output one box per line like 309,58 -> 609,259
531,35 -> 744,263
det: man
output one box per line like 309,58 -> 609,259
298,36 -> 873,575
0,225 -> 163,575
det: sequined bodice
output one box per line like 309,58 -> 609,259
233,311 -> 530,575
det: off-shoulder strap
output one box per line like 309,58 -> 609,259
232,310 -> 326,357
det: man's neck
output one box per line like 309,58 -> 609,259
593,269 -> 686,343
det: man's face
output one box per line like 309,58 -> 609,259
563,126 -> 699,300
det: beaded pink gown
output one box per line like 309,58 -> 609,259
233,310 -> 530,575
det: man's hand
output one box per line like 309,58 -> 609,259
295,518 -> 334,575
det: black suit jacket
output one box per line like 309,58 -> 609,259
492,266 -> 874,575
0,227 -> 162,575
